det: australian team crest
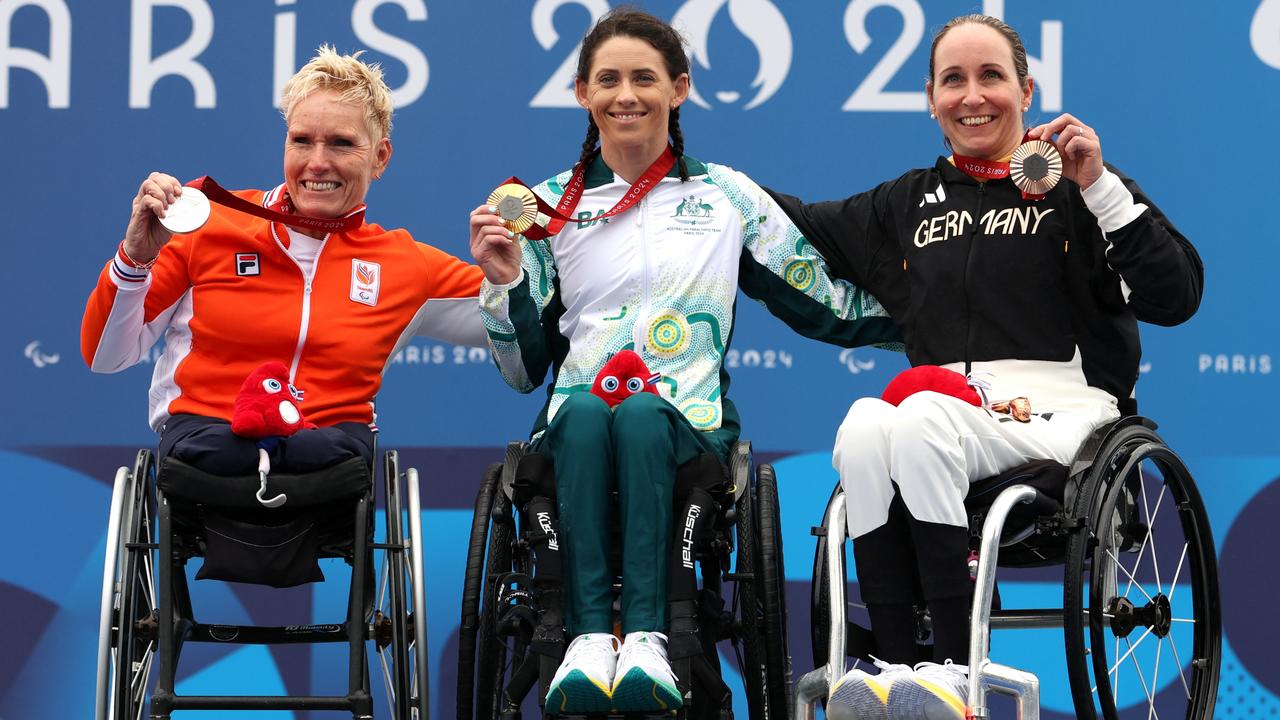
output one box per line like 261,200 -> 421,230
672,195 -> 716,225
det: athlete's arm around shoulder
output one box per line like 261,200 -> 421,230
762,171 -> 913,300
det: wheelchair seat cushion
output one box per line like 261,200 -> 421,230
157,456 -> 371,509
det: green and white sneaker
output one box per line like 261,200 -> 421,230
546,633 -> 618,714
611,631 -> 682,712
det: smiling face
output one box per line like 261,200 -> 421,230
575,35 -> 689,166
283,89 -> 391,226
928,22 -> 1032,160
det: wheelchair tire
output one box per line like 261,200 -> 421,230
474,490 -> 517,720
733,462 -> 770,720
458,463 -> 503,720
809,482 -> 843,674
1063,425 -> 1221,720
753,464 -> 793,720
95,450 -> 158,720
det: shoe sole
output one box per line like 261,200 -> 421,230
827,676 -> 891,720
546,669 -> 614,714
886,678 -> 966,720
610,667 -> 682,712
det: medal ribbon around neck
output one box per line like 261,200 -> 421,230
187,176 -> 367,233
488,145 -> 676,240
951,133 -> 1062,201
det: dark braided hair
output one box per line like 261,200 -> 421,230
574,6 -> 691,181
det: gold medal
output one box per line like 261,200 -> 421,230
487,183 -> 540,234
1010,140 -> 1062,196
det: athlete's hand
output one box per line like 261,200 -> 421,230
123,172 -> 182,265
1026,114 -> 1103,191
469,204 -> 522,285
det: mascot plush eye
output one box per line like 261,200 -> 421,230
262,378 -> 283,393
601,376 -> 620,392
626,377 -> 644,393
287,383 -> 304,401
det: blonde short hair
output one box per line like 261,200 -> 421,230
280,45 -> 393,142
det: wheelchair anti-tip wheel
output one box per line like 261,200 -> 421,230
1063,424 -> 1221,720
95,450 -> 158,720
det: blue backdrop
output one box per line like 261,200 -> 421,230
3,0 -> 1276,717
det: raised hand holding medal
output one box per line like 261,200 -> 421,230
1026,112 -> 1105,191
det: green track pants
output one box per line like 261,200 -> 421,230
533,391 -> 737,635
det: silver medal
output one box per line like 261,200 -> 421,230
159,186 -> 211,234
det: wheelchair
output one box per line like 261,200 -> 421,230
94,444 -> 429,719
456,441 -> 791,720
799,416 -> 1222,720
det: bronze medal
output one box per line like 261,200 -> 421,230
1010,140 -> 1062,196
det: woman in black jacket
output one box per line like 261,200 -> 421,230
771,14 -> 1202,719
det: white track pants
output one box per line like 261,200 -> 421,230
833,391 -> 1118,538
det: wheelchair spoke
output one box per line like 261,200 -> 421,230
1107,547 -> 1155,604
1165,541 -> 1189,609
1148,636 -> 1162,720
377,645 -> 396,716
1125,634 -> 1156,713
377,556 -> 390,614
1142,482 -> 1168,594
1097,625 -> 1153,689
1164,631 -> 1193,700
132,647 -> 154,720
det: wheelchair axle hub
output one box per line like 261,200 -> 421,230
1107,594 -> 1172,638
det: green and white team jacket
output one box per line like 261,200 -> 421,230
479,154 -> 902,438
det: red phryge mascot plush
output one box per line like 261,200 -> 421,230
881,365 -> 1032,421
590,350 -> 661,408
880,365 -> 983,407
231,361 -> 315,507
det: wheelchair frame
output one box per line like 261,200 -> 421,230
456,440 -> 792,720
796,417 -> 1222,720
95,447 -> 431,720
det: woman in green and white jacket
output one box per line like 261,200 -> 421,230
468,7 -> 899,714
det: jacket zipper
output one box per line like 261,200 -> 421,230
962,182 -> 985,376
272,223 -> 326,384
635,195 -> 651,352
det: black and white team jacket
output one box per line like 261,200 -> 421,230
770,157 -> 1203,415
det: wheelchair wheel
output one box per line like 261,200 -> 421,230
95,450 -> 158,720
753,464 -> 792,718
809,482 -> 843,673
376,451 -> 430,719
733,459 -> 774,720
458,463 -> 503,720
474,489 -> 520,720
1063,425 -> 1221,720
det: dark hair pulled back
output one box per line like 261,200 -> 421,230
574,6 -> 691,181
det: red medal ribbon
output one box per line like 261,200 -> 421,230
950,133 -> 1046,200
187,176 -> 367,233
496,146 -> 676,240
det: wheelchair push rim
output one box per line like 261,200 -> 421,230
1064,435 -> 1221,720
95,450 -> 158,720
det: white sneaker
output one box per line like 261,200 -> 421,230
545,633 -> 618,714
886,661 -> 969,720
827,657 -> 912,720
610,631 -> 682,711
